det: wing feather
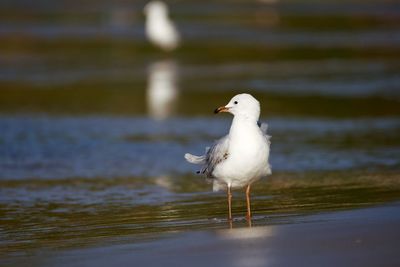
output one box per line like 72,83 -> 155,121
202,135 -> 229,177
184,135 -> 229,178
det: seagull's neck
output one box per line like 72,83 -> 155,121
233,112 -> 259,124
229,114 -> 259,137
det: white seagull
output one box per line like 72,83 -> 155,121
185,94 -> 271,221
144,1 -> 180,51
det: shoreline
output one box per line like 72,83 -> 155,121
10,201 -> 400,267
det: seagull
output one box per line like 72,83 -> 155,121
144,1 -> 180,51
185,94 -> 271,221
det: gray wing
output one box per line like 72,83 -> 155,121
202,135 -> 229,177
184,135 -> 229,178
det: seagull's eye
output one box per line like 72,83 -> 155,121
234,101 -> 238,104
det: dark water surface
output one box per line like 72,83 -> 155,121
1,0 -> 400,265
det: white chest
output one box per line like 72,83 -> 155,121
214,121 -> 270,182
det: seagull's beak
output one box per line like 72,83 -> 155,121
214,106 -> 230,114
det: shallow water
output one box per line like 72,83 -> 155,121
0,116 -> 399,179
1,0 -> 400,265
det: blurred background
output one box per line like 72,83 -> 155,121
1,0 -> 400,261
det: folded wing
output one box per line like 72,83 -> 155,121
184,135 -> 229,178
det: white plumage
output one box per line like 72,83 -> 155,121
144,1 -> 180,51
185,93 -> 271,221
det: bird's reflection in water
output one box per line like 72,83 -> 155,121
146,60 -> 179,120
217,225 -> 276,267
218,225 -> 274,240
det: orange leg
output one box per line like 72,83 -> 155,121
246,184 -> 252,220
227,185 -> 232,221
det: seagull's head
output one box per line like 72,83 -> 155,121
144,1 -> 169,17
214,93 -> 261,120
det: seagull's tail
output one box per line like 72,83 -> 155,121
184,153 -> 206,164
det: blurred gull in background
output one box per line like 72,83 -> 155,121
146,60 -> 179,120
144,1 -> 180,51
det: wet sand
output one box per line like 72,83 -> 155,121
22,202 -> 399,267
